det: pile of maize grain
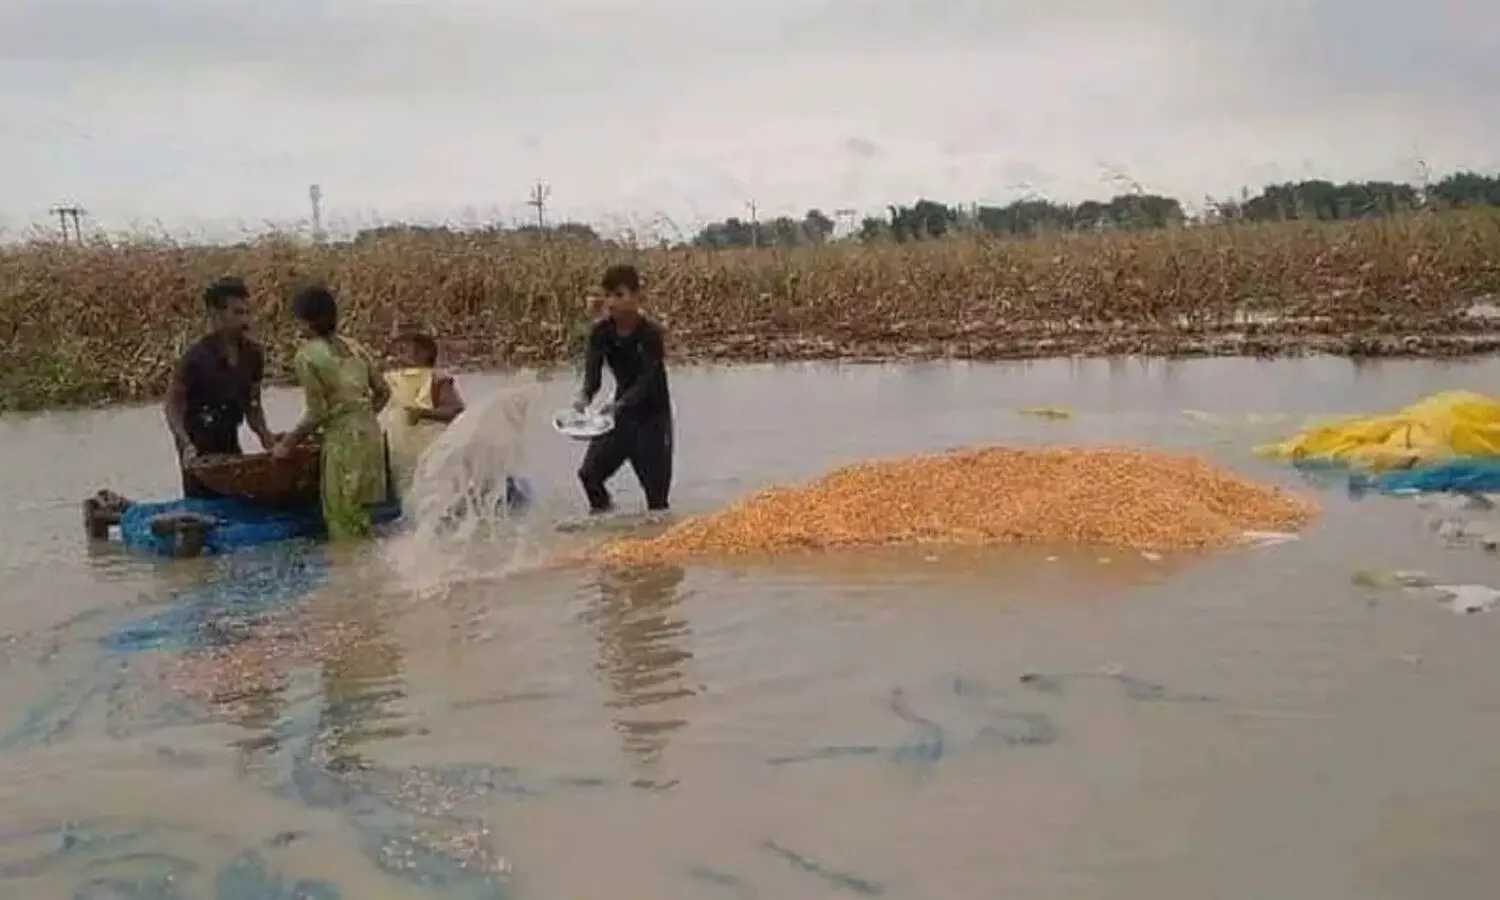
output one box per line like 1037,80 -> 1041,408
595,446 -> 1317,565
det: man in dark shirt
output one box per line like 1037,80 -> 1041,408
164,277 -> 280,498
573,264 -> 674,514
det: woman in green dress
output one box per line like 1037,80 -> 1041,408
272,284 -> 390,541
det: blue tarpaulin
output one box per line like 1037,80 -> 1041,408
1348,458 -> 1500,497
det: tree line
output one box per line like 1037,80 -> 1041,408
345,169 -> 1500,249
687,169 -> 1500,248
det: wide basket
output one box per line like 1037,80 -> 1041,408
187,441 -> 321,507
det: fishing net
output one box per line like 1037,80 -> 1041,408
595,445 -> 1316,565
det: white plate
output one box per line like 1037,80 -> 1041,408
552,407 -> 615,440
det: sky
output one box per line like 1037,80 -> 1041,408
2,0 -> 1497,240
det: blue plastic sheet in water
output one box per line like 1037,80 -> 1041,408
116,476 -> 532,558
117,498 -> 403,557
101,542 -> 330,655
1349,457 -> 1500,497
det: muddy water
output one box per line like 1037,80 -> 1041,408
5,357 -> 1500,899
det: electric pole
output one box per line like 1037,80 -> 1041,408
746,200 -> 759,247
527,181 -> 550,232
308,184 -> 324,241
50,204 -> 84,243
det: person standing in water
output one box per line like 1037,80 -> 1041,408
574,264 -> 674,514
379,331 -> 466,501
164,277 -> 280,499
272,285 -> 389,541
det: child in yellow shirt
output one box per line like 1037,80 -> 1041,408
379,332 -> 465,502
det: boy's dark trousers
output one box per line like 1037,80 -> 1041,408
578,412 -> 673,512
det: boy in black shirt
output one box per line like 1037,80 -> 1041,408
164,277 -> 279,498
573,264 -> 673,514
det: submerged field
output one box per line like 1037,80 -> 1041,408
6,359 -> 1500,898
3,209 -> 1500,409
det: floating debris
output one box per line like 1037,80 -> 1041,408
1351,569 -> 1435,589
1426,516 -> 1500,551
760,841 -> 886,896
1018,406 -> 1074,420
594,446 -> 1316,565
1351,567 -> 1500,615
1018,668 -> 1215,703
1433,584 -> 1500,615
1239,530 -> 1301,548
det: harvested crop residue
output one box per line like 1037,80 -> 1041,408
594,446 -> 1317,566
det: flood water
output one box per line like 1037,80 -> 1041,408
5,357 -> 1500,899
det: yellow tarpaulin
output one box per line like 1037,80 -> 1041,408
1254,391 -> 1500,469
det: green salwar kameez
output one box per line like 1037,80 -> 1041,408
292,337 -> 388,541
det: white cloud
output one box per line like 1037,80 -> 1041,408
2,0 -> 1496,239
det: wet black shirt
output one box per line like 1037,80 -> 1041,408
582,316 -> 671,420
176,334 -> 265,454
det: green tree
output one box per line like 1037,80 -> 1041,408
1427,171 -> 1500,208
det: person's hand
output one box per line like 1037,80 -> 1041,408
405,407 -> 424,425
599,401 -> 619,417
270,437 -> 293,461
179,444 -> 198,465
571,394 -> 589,413
258,431 -> 284,451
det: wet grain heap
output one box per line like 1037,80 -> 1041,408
596,446 -> 1316,565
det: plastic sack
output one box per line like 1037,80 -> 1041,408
1255,391 -> 1500,470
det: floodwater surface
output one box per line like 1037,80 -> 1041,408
4,358 -> 1500,899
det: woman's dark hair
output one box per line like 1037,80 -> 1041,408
291,284 -> 338,337
203,276 -> 249,311
600,264 -> 641,294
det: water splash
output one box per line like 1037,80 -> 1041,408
381,374 -> 546,600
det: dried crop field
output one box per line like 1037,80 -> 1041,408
3,209 -> 1500,410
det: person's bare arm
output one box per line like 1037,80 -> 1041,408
576,323 -> 605,408
245,344 -> 277,449
368,364 -> 391,414
417,372 -> 465,423
246,394 -> 275,449
163,362 -> 195,460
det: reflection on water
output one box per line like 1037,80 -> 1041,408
6,359 -> 1500,898
314,598 -> 409,773
581,564 -> 694,771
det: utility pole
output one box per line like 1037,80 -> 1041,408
527,181 -> 550,232
50,204 -> 84,243
746,200 -> 759,247
835,207 -> 857,238
308,184 -> 324,241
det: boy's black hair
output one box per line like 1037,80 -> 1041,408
600,264 -> 641,294
291,284 -> 339,337
203,276 -> 249,311
402,331 -> 439,365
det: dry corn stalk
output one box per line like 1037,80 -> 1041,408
594,445 -> 1317,565
4,210 -> 1500,409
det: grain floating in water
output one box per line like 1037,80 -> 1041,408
594,446 -> 1317,565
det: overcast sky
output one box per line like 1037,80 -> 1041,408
2,0 -> 1496,239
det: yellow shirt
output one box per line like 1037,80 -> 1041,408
379,367 -> 448,500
